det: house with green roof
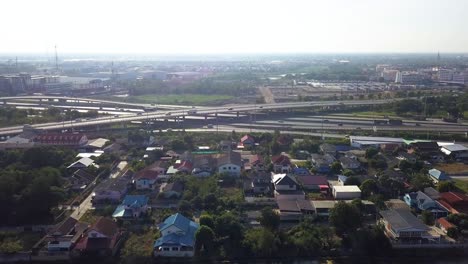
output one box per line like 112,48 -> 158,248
153,213 -> 199,258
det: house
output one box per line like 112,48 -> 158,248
85,138 -> 110,151
339,156 -> 360,170
216,151 -> 242,177
219,140 -> 236,152
438,192 -> 468,214
292,167 -> 311,176
134,170 -> 158,190
310,154 -> 335,173
295,150 -> 311,160
320,143 -> 337,157
337,175 -> 348,186
112,195 -> 150,219
244,154 -> 265,172
332,185 -> 361,200
244,173 -> 272,196
423,187 -> 440,200
310,200 -> 337,219
67,157 -> 96,169
161,182 -> 184,199
191,155 -> 216,177
167,160 -> 193,175
409,141 -> 443,161
440,143 -> 468,159
240,134 -> 255,147
70,169 -> 96,191
428,168 -> 450,183
380,143 -> 400,153
153,213 -> 199,258
276,199 -> 314,221
296,175 -> 329,193
92,171 -> 132,205
379,209 -> 439,243
272,173 -> 305,200
271,154 -> 292,173
34,133 -> 88,147
349,136 -> 405,149
436,218 -> 456,234
73,217 -> 122,257
103,143 -> 123,156
403,191 -> 447,218
397,152 -> 417,163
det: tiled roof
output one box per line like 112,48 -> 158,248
437,217 -> 455,229
271,154 -> 291,165
92,217 -> 119,237
35,133 -> 86,145
297,175 -> 328,186
216,151 -> 242,167
428,169 -> 449,180
380,209 -> 429,232
121,195 -> 149,207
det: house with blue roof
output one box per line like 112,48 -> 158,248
404,191 -> 448,219
428,168 -> 450,183
154,213 -> 199,258
112,195 -> 149,219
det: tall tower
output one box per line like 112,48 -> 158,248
437,51 -> 441,70
54,45 -> 59,72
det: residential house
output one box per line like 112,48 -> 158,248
92,171 -> 132,205
103,143 -> 123,156
219,140 -> 235,152
276,199 -> 314,221
34,133 -> 88,147
310,154 -> 335,174
409,141 -> 444,162
70,169 -> 96,191
423,187 -> 441,200
320,143 -> 337,157
216,151 -> 242,177
428,168 -> 450,183
292,167 -> 311,177
112,195 -> 150,219
332,185 -> 361,200
436,218 -> 456,234
161,182 -> 184,199
73,217 -> 122,257
438,192 -> 468,214
397,152 -> 417,163
244,154 -> 265,172
191,155 -> 216,177
167,160 -> 193,175
337,175 -> 348,186
67,157 -> 96,169
296,175 -> 329,193
240,134 -> 255,147
310,200 -> 337,219
379,209 -> 437,242
244,173 -> 272,196
339,156 -> 360,170
295,150 -> 311,160
271,154 -> 292,173
153,213 -> 199,258
403,191 -> 448,218
440,143 -> 468,160
134,170 -> 158,191
380,143 -> 400,153
272,173 -> 305,200
85,138 -> 110,151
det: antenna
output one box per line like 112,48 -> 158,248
54,45 -> 59,71
437,51 -> 441,70
15,56 -> 18,71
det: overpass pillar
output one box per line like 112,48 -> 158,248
205,115 -> 208,120
182,115 -> 185,120
237,111 -> 239,117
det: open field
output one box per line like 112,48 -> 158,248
436,163 -> 468,174
454,179 -> 468,193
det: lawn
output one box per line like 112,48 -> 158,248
129,94 -> 234,105
435,163 -> 468,174
454,179 -> 468,193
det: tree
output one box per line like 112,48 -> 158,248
329,201 -> 361,235
438,181 -> 454,193
199,214 -> 215,229
243,228 -> 276,257
410,173 -> 433,191
330,161 -> 343,174
421,210 -> 434,225
447,227 -> 459,239
365,147 -> 379,159
259,207 -> 280,231
195,226 -> 216,256
171,139 -> 187,151
345,176 -> 361,186
360,179 -> 378,198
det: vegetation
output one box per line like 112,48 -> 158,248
131,94 -> 234,105
329,201 -> 361,235
120,228 -> 159,264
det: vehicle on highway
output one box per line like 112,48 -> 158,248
75,118 -> 83,122
278,120 -> 284,123
338,123 -> 343,126
356,127 -> 362,130
188,109 -> 197,114
166,112 -> 171,116
259,106 -> 263,108
167,128 -> 172,132
323,119 -> 329,122
137,113 -> 142,116
415,123 -> 421,126
207,124 -> 214,128
228,107 -> 233,110
114,115 -> 119,118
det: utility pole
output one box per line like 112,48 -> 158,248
54,45 -> 59,72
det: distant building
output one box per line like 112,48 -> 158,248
34,133 -> 88,147
395,71 -> 423,84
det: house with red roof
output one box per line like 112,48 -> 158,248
73,217 -> 123,257
436,217 -> 456,234
34,133 -> 88,147
438,192 -> 468,214
240,134 -> 255,147
271,154 -> 292,173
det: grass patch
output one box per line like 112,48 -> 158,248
436,163 -> 468,174
454,179 -> 468,194
120,228 -> 160,264
129,94 -> 234,105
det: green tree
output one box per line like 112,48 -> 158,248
259,207 -> 280,231
421,210 -> 434,225
330,161 -> 343,174
242,228 -> 276,257
447,227 -> 459,239
345,176 -> 361,186
360,179 -> 378,198
365,147 -> 379,159
199,214 -> 215,229
329,201 -> 361,235
438,181 -> 454,193
195,226 -> 216,256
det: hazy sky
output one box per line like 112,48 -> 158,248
1,0 -> 468,54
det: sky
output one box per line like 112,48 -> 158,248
1,0 -> 468,54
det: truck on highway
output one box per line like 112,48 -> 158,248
373,119 -> 388,125
188,109 -> 197,115
388,119 -> 403,125
207,124 -> 214,128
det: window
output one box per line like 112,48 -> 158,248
163,247 -> 170,251
228,166 -> 231,170
172,247 -> 179,251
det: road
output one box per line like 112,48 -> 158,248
0,98 -> 399,136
